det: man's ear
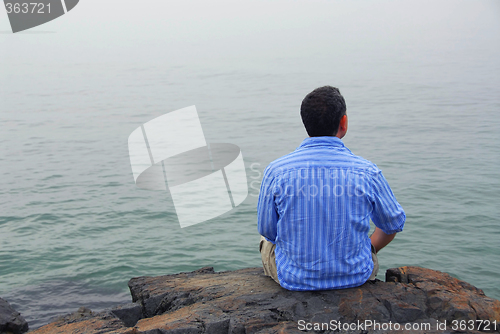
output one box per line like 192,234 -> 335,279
340,115 -> 348,131
336,114 -> 348,138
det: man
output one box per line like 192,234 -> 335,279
257,86 -> 405,291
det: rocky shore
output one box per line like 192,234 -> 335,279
2,266 -> 500,333
0,297 -> 29,334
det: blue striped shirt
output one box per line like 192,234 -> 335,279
257,136 -> 405,291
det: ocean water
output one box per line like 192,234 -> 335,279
1,0 -> 499,329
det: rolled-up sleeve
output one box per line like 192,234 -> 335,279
257,167 -> 278,243
369,170 -> 406,235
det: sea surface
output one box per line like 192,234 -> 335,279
1,0 -> 499,329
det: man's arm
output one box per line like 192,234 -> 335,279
257,167 -> 278,242
370,227 -> 397,253
369,170 -> 406,249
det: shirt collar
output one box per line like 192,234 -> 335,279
297,136 -> 345,150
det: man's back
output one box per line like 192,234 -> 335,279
258,136 -> 405,290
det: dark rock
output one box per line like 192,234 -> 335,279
109,302 -> 144,327
0,297 -> 29,334
30,306 -> 125,334
204,318 -> 230,334
386,266 -> 500,323
53,306 -> 93,323
30,266 -> 500,334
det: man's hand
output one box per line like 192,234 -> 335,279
370,227 -> 397,253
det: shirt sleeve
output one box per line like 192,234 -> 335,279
369,169 -> 406,234
257,166 -> 278,243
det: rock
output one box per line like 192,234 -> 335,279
53,306 -> 94,323
30,266 -> 500,334
386,267 -> 500,323
0,297 -> 28,334
29,307 -> 125,334
108,302 -> 144,327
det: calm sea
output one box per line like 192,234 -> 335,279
1,0 -> 499,329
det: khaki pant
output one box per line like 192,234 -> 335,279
259,236 -> 379,284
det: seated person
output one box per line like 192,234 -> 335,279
258,86 -> 406,290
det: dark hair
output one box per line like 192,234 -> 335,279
300,86 -> 346,137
